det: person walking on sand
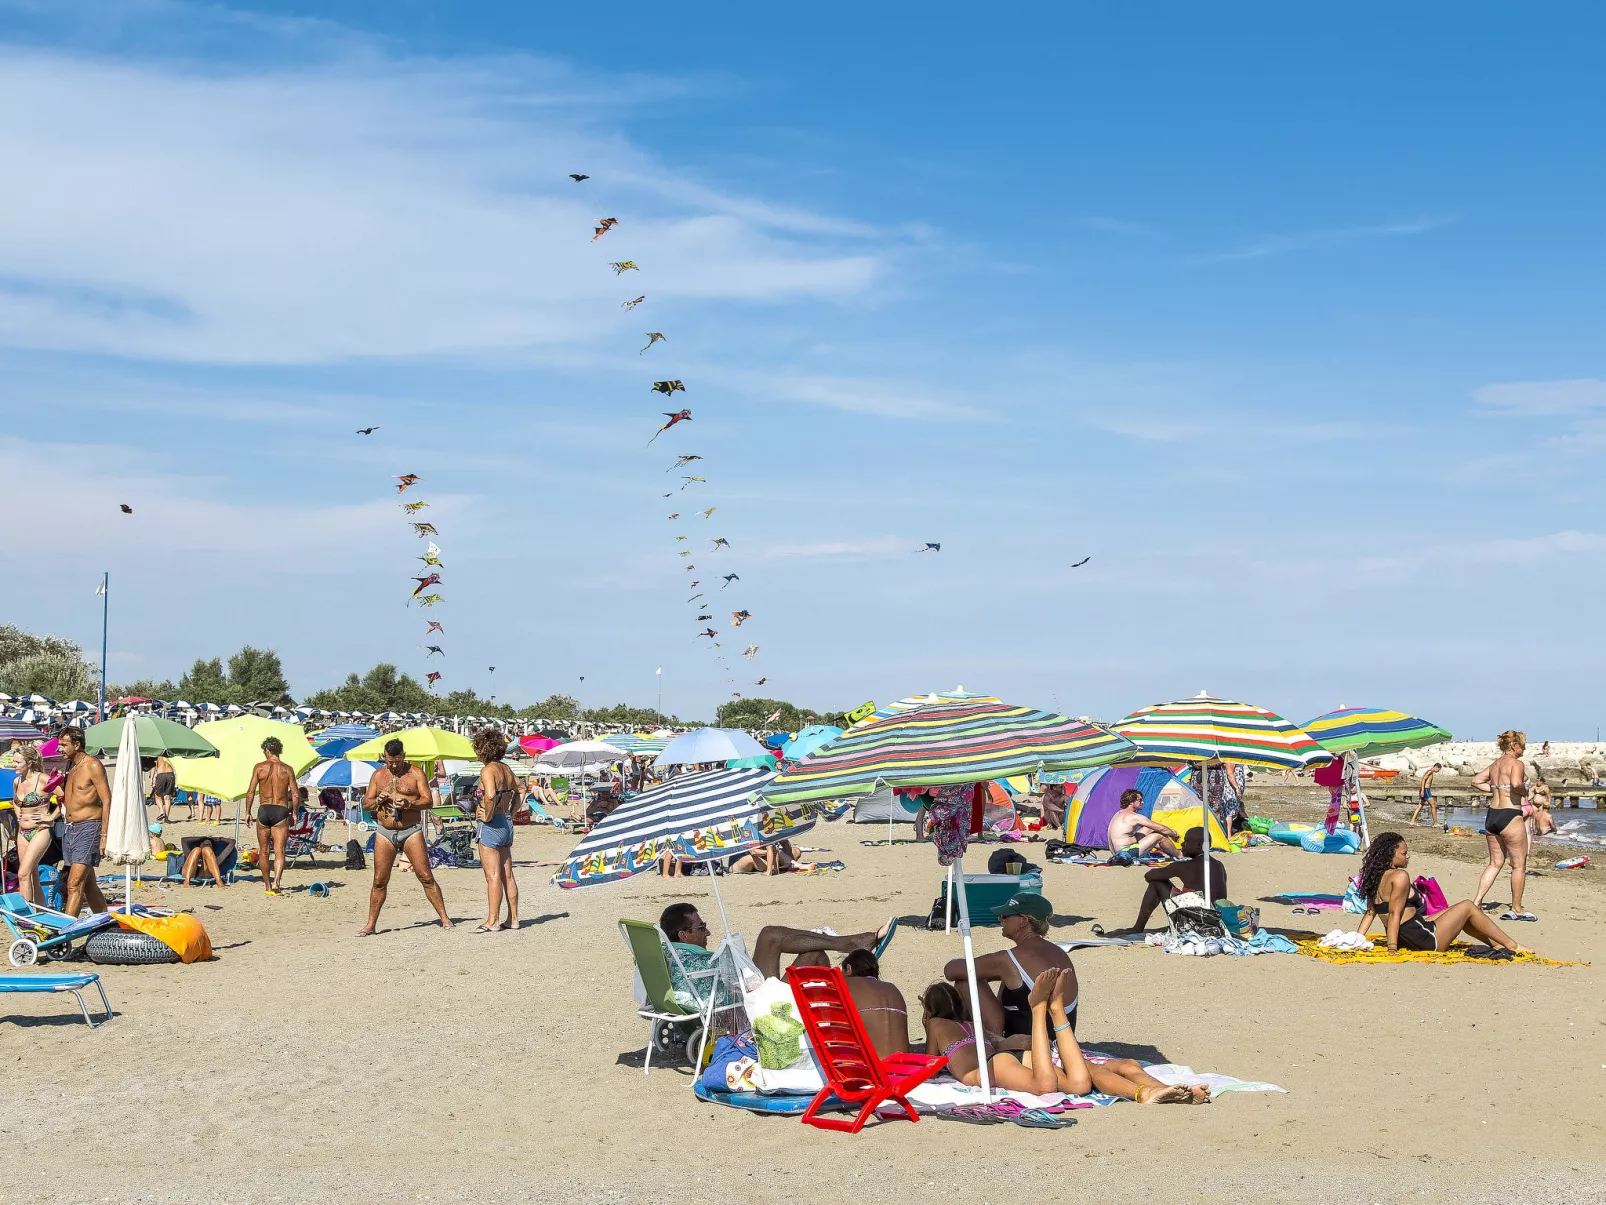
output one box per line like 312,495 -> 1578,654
471,728 -> 520,932
358,739 -> 452,935
245,736 -> 300,895
57,726 -> 110,917
1472,730 -> 1536,922
152,753 -> 176,823
1411,763 -> 1442,827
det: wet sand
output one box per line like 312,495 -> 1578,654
5,789 -> 1603,1205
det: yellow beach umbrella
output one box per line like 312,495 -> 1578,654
343,726 -> 475,766
171,716 -> 320,802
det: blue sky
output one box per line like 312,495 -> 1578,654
3,1 -> 1604,735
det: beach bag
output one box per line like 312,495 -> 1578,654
1164,891 -> 1230,941
344,839 -> 366,871
698,1032 -> 759,1092
1414,875 -> 1449,917
1342,874 -> 1367,914
753,1001 -> 806,1070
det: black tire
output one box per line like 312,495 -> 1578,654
85,930 -> 179,966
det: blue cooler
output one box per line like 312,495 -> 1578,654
935,871 -> 1044,926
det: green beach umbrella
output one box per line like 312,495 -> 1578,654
82,715 -> 219,760
1301,707 -> 1452,758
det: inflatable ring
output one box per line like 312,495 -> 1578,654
85,930 -> 180,966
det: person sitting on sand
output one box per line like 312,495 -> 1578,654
839,949 -> 910,1058
1106,788 -> 1181,859
728,839 -> 796,874
1528,781 -> 1557,838
1357,831 -> 1524,954
920,971 -> 1205,1103
1129,827 -> 1227,931
943,892 -> 1074,1047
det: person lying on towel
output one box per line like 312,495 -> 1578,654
1129,827 -> 1225,932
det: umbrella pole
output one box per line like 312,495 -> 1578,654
1199,760 -> 1212,905
706,859 -> 734,939
951,851 -> 992,1100
944,863 -> 954,933
125,864 -> 133,915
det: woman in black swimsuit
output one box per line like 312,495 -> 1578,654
1471,729 -> 1535,921
1357,832 -> 1522,954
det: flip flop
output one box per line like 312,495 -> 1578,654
872,916 -> 899,960
942,1105 -> 1006,1125
1013,1109 -> 1076,1129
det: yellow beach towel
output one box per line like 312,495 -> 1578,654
1296,936 -> 1584,968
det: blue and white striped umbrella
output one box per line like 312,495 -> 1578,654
0,719 -> 46,742
554,767 -> 814,889
300,759 -> 381,788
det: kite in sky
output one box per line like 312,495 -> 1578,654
610,261 -> 639,274
395,474 -> 420,493
699,507 -> 716,518
764,707 -> 783,724
917,543 -> 941,553
119,504 -> 133,514
411,522 -> 438,537
651,380 -> 686,396
752,678 -> 767,686
402,500 -> 429,514
688,593 -> 705,602
413,574 -> 442,596
721,573 -> 739,587
730,610 -> 751,626
709,537 -> 730,549
678,550 -> 692,558
426,621 -> 444,635
592,218 -> 618,240
427,671 -> 442,685
416,593 -> 443,607
674,535 -> 687,542
647,409 -> 691,444
568,173 -> 589,182
425,645 -> 444,657
680,477 -> 706,490
698,628 -> 718,640
1071,556 -> 1091,567
356,426 -> 379,435
696,613 -> 713,621
666,512 -> 679,520
669,455 -> 701,469
640,332 -> 665,354
623,295 -> 645,310
418,542 -> 443,568
741,643 -> 760,659
684,563 -> 696,571
688,581 -> 700,589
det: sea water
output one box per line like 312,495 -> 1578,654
1437,802 -> 1606,847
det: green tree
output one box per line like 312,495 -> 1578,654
303,663 -> 432,714
0,625 -> 99,700
178,657 -> 231,705
714,697 -> 834,731
517,693 -> 580,721
227,646 -> 292,705
107,677 -> 181,701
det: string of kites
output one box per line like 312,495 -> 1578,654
571,171 -> 761,698
392,475 -> 448,695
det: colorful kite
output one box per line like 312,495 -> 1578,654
730,610 -> 751,625
666,512 -> 679,520
700,507 -> 716,518
917,543 -> 941,553
417,593 -> 443,607
426,621 -> 444,635
395,474 -> 420,493
411,522 -> 438,537
651,380 -> 686,395
639,332 -> 665,354
698,628 -> 718,640
709,537 -> 730,549
741,643 -> 760,659
647,409 -> 692,445
593,218 -> 619,241
402,500 -> 429,514
412,573 -> 441,596
669,455 -> 701,470
623,295 -> 646,310
721,574 -> 739,587
610,261 -> 639,274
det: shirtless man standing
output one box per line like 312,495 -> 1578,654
1107,788 -> 1181,859
358,739 -> 452,935
245,736 -> 299,895
152,753 -> 176,823
1411,763 -> 1442,827
58,726 -> 110,917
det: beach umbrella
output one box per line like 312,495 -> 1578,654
1301,707 -> 1452,846
317,722 -> 381,742
766,698 -> 1136,1099
105,711 -> 150,914
22,694 -> 55,707
518,734 -> 560,755
532,740 -> 624,774
171,717 -> 321,844
300,758 -> 381,789
59,700 -> 93,714
655,727 -> 767,767
780,724 -> 843,761
0,719 -> 46,743
848,688 -> 1001,730
342,725 -> 475,766
81,715 -> 220,759
1113,692 -> 1331,900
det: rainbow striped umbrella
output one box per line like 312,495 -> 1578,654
1301,707 -> 1452,759
1112,693 -> 1330,771
764,699 -> 1135,805
848,688 -> 1001,731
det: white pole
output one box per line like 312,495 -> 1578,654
952,848 -> 992,1100
124,864 -> 133,915
706,857 -> 733,938
944,862 -> 955,933
1199,759 -> 1212,904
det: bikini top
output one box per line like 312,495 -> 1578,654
1374,887 -> 1424,918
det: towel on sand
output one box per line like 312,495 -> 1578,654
1297,935 -> 1586,967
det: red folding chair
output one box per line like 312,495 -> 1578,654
784,965 -> 948,1133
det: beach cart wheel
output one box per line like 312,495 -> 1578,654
8,938 -> 38,967
684,1025 -> 710,1069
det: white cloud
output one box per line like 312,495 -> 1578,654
1473,379 -> 1606,417
756,538 -> 913,559
1357,530 -> 1606,573
703,368 -> 992,422
0,42 -> 880,365
1189,218 -> 1449,264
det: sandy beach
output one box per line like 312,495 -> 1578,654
4,784 -> 1603,1205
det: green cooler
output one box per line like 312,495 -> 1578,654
934,871 -> 1044,927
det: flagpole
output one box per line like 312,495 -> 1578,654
656,667 -> 663,718
98,572 -> 109,722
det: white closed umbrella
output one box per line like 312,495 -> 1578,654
105,713 -> 151,914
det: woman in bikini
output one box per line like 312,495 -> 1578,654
943,892 -> 1072,1050
1471,729 -> 1536,921
1357,832 -> 1523,953
471,728 -> 520,933
12,745 -> 59,905
920,971 -> 1202,1103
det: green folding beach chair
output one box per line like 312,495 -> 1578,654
619,919 -> 714,1076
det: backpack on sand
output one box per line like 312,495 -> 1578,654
344,839 -> 366,871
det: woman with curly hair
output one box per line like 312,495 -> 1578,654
1357,832 -> 1523,954
1471,729 -> 1536,920
471,728 -> 520,933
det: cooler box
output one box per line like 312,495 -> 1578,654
937,871 -> 1043,926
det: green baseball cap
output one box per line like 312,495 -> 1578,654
993,892 -> 1052,920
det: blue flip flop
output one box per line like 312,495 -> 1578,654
872,916 -> 899,960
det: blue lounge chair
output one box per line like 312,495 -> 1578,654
0,972 -> 113,1028
0,893 -> 117,967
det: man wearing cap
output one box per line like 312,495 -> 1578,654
1130,827 -> 1227,931
943,891 -> 1075,1052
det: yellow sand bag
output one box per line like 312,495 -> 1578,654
115,912 -> 213,963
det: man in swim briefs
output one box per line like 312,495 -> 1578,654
58,725 -> 111,917
1107,788 -> 1181,859
1411,763 -> 1441,827
358,738 -> 452,935
245,736 -> 300,894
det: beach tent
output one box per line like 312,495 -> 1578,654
1056,764 -> 1228,851
846,784 -> 919,824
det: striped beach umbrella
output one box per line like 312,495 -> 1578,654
554,767 -> 812,890
764,699 -> 1136,805
848,688 -> 1002,730
1111,692 -> 1329,771
0,719 -> 46,743
1301,707 -> 1452,759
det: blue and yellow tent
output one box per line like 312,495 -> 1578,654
1056,763 -> 1229,851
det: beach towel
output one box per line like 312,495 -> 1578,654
114,911 -> 212,963
1265,893 -> 1346,910
1297,935 -> 1587,967
793,860 -> 846,874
